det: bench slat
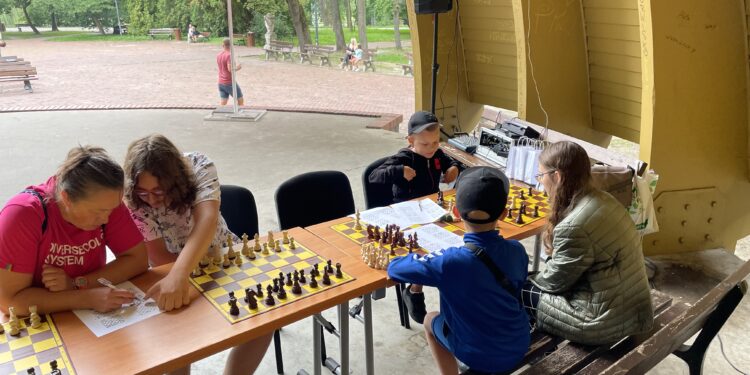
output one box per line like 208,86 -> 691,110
0,70 -> 36,77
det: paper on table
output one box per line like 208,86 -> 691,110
350,206 -> 412,228
387,199 -> 447,225
403,224 -> 464,253
73,281 -> 161,337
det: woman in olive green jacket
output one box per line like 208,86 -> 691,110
521,141 -> 653,345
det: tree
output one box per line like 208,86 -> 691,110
392,0 -> 400,49
355,0 -> 366,49
344,0 -> 351,31
329,0 -> 344,50
285,0 -> 310,48
4,0 -> 41,34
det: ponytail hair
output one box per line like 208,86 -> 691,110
55,146 -> 124,202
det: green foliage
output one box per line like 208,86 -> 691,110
0,30 -> 80,39
277,26 -> 408,46
48,33 -> 151,41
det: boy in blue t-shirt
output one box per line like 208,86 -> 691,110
388,167 -> 530,374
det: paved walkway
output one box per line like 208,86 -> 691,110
0,38 -> 415,131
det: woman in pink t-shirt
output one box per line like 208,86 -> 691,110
124,134 -> 271,375
0,146 -> 149,315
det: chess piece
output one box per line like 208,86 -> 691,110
507,208 -> 514,219
312,263 -> 320,277
292,280 -> 302,294
191,266 -> 203,277
29,305 -> 41,329
247,293 -> 258,309
235,254 -> 243,266
199,254 -> 210,268
248,245 -> 256,260
322,271 -> 331,286
256,284 -> 264,297
262,243 -> 270,255
413,232 -> 419,248
300,269 -> 307,283
267,231 -> 275,249
519,202 -> 527,216
286,272 -> 293,287
275,239 -> 281,252
512,197 -> 518,209
529,187 -> 533,196
227,234 -> 236,259
244,288 -> 254,303
515,209 -> 525,224
533,205 -> 540,218
214,254 -> 223,266
437,191 -> 444,207
326,259 -> 334,274
408,241 -> 414,254
254,233 -> 261,252
289,237 -> 296,249
519,190 -> 526,200
265,286 -> 276,306
543,190 -> 548,197
228,298 -> 239,316
222,254 -> 231,268
241,233 -> 250,256
335,263 -> 343,278
27,367 -> 36,375
8,307 -> 20,336
390,246 -> 396,256
50,360 -> 62,375
282,230 -> 290,244
366,225 -> 374,240
273,278 -> 280,293
309,274 -> 318,288
354,210 -> 362,230
277,285 -> 287,300
374,226 -> 381,241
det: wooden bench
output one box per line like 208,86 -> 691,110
461,259 -> 750,375
15,23 -> 30,32
232,33 -> 245,45
402,52 -> 413,76
362,48 -> 377,72
148,28 -> 175,40
301,44 -> 335,66
196,32 -> 211,42
0,59 -> 38,93
265,40 -> 294,61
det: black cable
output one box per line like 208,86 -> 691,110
718,334 -> 748,375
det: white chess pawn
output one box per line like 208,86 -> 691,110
254,233 -> 261,251
354,210 -> 362,231
241,233 -> 250,256
262,243 -> 270,255
289,237 -> 296,250
275,239 -> 281,252
282,230 -> 290,244
267,231 -> 275,249
235,255 -> 243,266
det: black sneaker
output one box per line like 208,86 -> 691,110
401,285 -> 427,324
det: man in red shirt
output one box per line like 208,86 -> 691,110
217,37 -> 244,106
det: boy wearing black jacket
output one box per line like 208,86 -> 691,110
368,111 -> 460,324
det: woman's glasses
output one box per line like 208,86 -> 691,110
135,189 -> 165,199
534,170 -> 557,179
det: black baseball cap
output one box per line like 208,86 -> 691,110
408,111 -> 441,135
455,166 -> 510,224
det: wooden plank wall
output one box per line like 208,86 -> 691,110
582,0 -> 642,142
459,0 -> 518,110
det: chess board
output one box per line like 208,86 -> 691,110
0,315 -> 76,375
445,185 -> 550,227
189,240 -> 355,324
330,220 -> 465,258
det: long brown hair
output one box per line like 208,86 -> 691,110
123,134 -> 197,214
55,146 -> 124,202
539,141 -> 594,251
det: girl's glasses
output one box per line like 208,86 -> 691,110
534,170 -> 556,179
135,189 -> 165,199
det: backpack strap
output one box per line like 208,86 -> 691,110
465,243 -> 521,303
22,189 -> 47,233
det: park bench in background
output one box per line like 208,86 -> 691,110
148,28 -> 176,40
402,52 -> 413,76
265,40 -> 293,61
0,57 -> 37,93
300,44 -> 335,67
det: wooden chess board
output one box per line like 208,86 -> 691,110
330,220 -> 465,258
0,315 -> 76,375
189,239 -> 355,324
445,185 -> 550,228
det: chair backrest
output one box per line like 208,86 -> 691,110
362,156 -> 394,209
219,185 -> 259,237
275,171 -> 355,230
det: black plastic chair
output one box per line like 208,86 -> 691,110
219,185 -> 284,375
275,170 -> 355,230
362,156 -> 394,209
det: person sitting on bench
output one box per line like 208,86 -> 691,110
522,141 -> 654,345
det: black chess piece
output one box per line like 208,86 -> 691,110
228,291 -> 237,302
26,368 -> 35,375
515,210 -> 525,224
247,294 -> 258,309
528,187 -> 533,196
533,205 -> 540,218
273,278 -> 280,293
335,263 -> 343,278
277,285 -> 287,300
286,272 -> 293,287
374,226 -> 381,240
265,289 -> 275,306
278,271 -> 285,281
292,280 -> 302,294
244,288 -> 254,303
322,271 -> 331,286
310,274 -> 318,288
366,225 -> 374,239
543,190 -> 548,197
408,242 -> 414,253
519,190 -> 526,200
390,246 -> 396,256
300,269 -> 307,283
519,202 -> 527,216
507,208 -> 514,219
256,284 -> 264,297
50,360 -> 62,375
229,298 -> 240,316
327,259 -> 334,274
312,263 -> 320,277
437,191 -> 444,207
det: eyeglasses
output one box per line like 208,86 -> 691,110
534,170 -> 557,179
135,189 -> 165,199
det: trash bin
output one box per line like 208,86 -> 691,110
173,28 -> 181,41
246,32 -> 255,47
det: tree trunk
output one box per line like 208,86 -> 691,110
356,0 -> 367,50
21,4 -> 40,34
286,0 -> 312,49
345,0 -> 353,31
51,11 -> 59,32
330,0 -> 345,50
393,0 -> 401,49
94,18 -> 106,35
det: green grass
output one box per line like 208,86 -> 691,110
281,27 -> 410,46
48,33 -> 154,42
375,48 -> 411,65
1,31 -> 82,40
